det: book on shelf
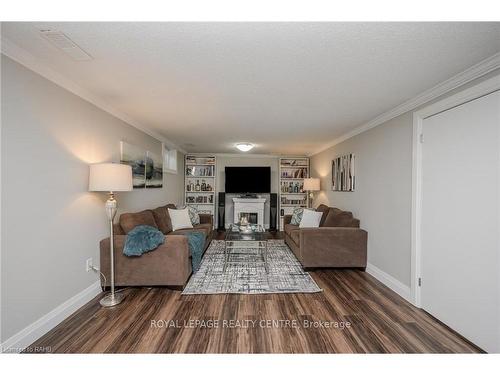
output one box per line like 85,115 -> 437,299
280,158 -> 308,167
185,156 -> 215,165
280,168 -> 307,178
185,165 -> 215,177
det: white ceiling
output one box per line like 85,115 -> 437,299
2,22 -> 500,154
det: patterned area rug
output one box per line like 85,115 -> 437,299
182,239 -> 322,294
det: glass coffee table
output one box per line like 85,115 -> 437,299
224,224 -> 268,273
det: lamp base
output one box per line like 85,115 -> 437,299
99,292 -> 124,307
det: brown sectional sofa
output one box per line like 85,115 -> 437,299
284,204 -> 367,269
100,204 -> 213,288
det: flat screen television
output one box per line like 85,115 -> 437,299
225,166 -> 271,193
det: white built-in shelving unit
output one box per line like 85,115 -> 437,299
279,157 -> 309,229
184,155 -> 217,219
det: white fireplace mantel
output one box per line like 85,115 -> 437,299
232,198 -> 266,227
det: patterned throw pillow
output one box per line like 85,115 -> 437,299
187,205 -> 200,226
290,207 -> 304,225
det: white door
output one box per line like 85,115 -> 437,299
421,90 -> 500,353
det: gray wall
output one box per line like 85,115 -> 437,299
311,114 -> 413,285
1,56 -> 184,341
216,155 -> 279,227
310,68 -> 500,289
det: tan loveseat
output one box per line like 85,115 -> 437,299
100,204 -> 213,288
284,204 -> 367,269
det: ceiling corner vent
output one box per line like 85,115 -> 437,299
39,29 -> 93,61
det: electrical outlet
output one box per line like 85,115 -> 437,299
86,258 -> 93,272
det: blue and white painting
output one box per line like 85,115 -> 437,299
120,141 -> 146,188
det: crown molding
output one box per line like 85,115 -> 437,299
309,52 -> 500,156
214,153 -> 301,159
184,152 -> 308,158
1,37 -> 186,153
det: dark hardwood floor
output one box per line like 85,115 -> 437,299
27,231 -> 481,353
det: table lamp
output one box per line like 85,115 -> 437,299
89,163 -> 133,307
303,178 -> 320,208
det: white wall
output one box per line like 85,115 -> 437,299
0,55 -> 184,343
216,155 -> 279,227
310,68 -> 500,291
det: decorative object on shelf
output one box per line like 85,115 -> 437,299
88,163 -> 133,307
186,155 -> 215,165
186,165 -> 215,177
281,181 -> 304,193
235,142 -> 254,152
304,178 -> 320,206
280,167 -> 307,178
332,154 -> 355,192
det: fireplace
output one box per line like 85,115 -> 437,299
239,212 -> 258,225
232,198 -> 266,227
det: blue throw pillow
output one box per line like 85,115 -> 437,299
123,225 -> 165,257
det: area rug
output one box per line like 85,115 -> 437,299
182,239 -> 322,294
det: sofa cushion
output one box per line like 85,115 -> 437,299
168,208 -> 193,231
290,230 -> 300,245
284,223 -> 299,236
119,210 -> 158,234
290,207 -> 305,225
187,206 -> 200,226
299,209 -> 322,228
316,204 -> 330,227
170,223 -> 212,238
152,204 -> 176,234
323,208 -> 357,228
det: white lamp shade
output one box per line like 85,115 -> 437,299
303,178 -> 320,191
89,163 -> 133,192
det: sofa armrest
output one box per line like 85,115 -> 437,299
100,234 -> 191,287
199,213 -> 213,226
299,227 -> 367,268
284,215 -> 292,226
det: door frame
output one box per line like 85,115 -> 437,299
411,75 -> 500,307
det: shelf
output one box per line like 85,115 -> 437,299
185,154 -> 217,229
279,156 -> 310,231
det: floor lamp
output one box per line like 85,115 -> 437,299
89,163 -> 133,307
303,178 -> 320,208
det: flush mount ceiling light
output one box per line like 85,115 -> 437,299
236,143 -> 254,152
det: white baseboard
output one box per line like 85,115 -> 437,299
366,263 -> 412,303
1,281 -> 101,353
